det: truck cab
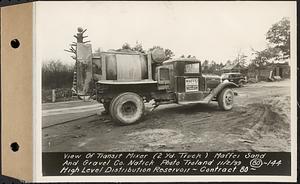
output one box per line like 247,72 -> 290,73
156,58 -> 212,105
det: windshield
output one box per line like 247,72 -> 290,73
185,63 -> 200,73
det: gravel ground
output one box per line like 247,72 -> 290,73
42,79 -> 291,152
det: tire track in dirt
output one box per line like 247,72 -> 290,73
237,98 -> 290,152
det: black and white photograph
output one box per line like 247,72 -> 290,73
35,1 -> 297,182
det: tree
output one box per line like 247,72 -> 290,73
208,60 -> 217,73
251,46 -> 282,67
132,41 -> 145,53
202,60 -> 209,72
233,52 -> 247,67
165,48 -> 174,59
266,17 -> 290,59
225,60 -> 232,66
149,46 -> 174,59
121,42 -> 131,50
219,62 -> 225,68
42,60 -> 74,89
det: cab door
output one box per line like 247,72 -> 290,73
174,61 -> 206,103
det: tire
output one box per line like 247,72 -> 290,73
218,88 -> 234,110
109,92 -> 145,125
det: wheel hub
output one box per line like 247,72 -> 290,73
121,101 -> 137,115
225,93 -> 233,105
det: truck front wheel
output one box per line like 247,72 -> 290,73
218,88 -> 234,110
110,92 -> 145,125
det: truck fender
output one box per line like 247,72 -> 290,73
204,82 -> 238,103
214,82 -> 238,96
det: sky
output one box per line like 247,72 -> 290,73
35,1 -> 296,65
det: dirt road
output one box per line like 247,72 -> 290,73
42,80 -> 291,152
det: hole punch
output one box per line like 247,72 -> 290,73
10,142 -> 19,152
10,39 -> 20,48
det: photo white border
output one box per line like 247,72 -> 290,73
33,1 -> 297,182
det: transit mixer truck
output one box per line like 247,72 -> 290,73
71,28 -> 238,125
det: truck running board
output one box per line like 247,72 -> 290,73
151,100 -> 177,112
177,93 -> 213,105
154,100 -> 177,106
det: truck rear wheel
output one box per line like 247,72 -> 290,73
110,92 -> 145,125
218,88 -> 234,110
